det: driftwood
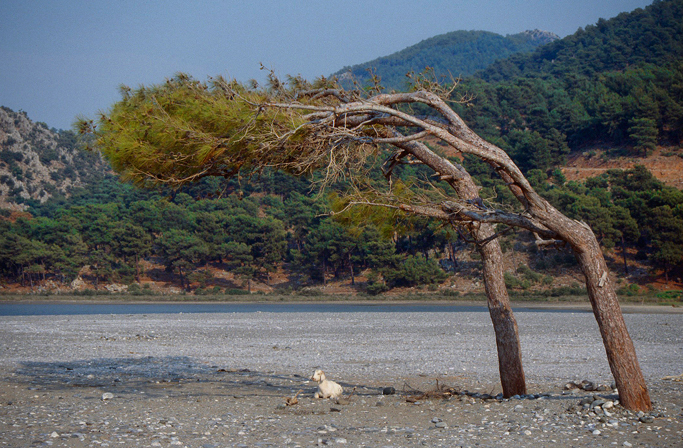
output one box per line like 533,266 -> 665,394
404,379 -> 460,403
285,389 -> 303,406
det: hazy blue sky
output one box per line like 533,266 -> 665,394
1,0 -> 653,130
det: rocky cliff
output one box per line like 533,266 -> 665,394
0,106 -> 109,210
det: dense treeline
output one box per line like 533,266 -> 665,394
2,163 -> 682,293
0,173 -> 452,293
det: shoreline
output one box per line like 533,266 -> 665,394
1,296 -> 682,314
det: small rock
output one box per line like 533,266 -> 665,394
580,396 -> 595,406
101,392 -> 114,400
523,430 -> 532,435
50,432 -> 59,438
592,429 -> 601,435
602,400 -> 614,409
382,387 -> 396,395
639,415 -> 654,423
431,417 -> 442,423
581,380 -> 596,391
435,422 -> 447,429
623,442 -> 632,447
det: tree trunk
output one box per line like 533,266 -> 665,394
621,236 -> 629,275
394,139 -> 527,398
475,224 -> 527,397
574,238 -> 651,410
449,242 -> 458,268
349,252 -> 355,286
178,267 -> 185,290
539,211 -> 652,411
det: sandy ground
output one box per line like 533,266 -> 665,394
0,304 -> 681,447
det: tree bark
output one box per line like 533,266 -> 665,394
569,226 -> 651,410
475,224 -> 527,397
527,198 -> 651,411
395,139 -> 527,397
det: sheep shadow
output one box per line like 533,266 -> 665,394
7,356 -> 380,400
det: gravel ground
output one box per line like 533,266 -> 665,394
0,305 -> 682,447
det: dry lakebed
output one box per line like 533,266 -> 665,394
0,301 -> 681,447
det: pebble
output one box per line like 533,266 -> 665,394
102,392 -> 114,400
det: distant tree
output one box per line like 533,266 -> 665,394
112,222 -> 152,282
157,229 -> 209,290
627,117 -> 658,155
221,241 -> 255,292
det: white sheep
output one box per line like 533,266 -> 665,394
310,369 -> 343,399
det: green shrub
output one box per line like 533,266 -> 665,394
617,283 -> 640,297
365,271 -> 388,295
655,290 -> 683,301
517,264 -> 543,283
504,271 -> 521,289
384,255 -> 448,288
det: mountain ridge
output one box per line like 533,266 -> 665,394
333,29 -> 558,91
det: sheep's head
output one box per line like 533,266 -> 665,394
311,370 -> 326,382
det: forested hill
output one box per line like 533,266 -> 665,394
448,0 -> 683,176
332,29 -> 558,91
0,106 -> 109,210
478,0 -> 683,81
